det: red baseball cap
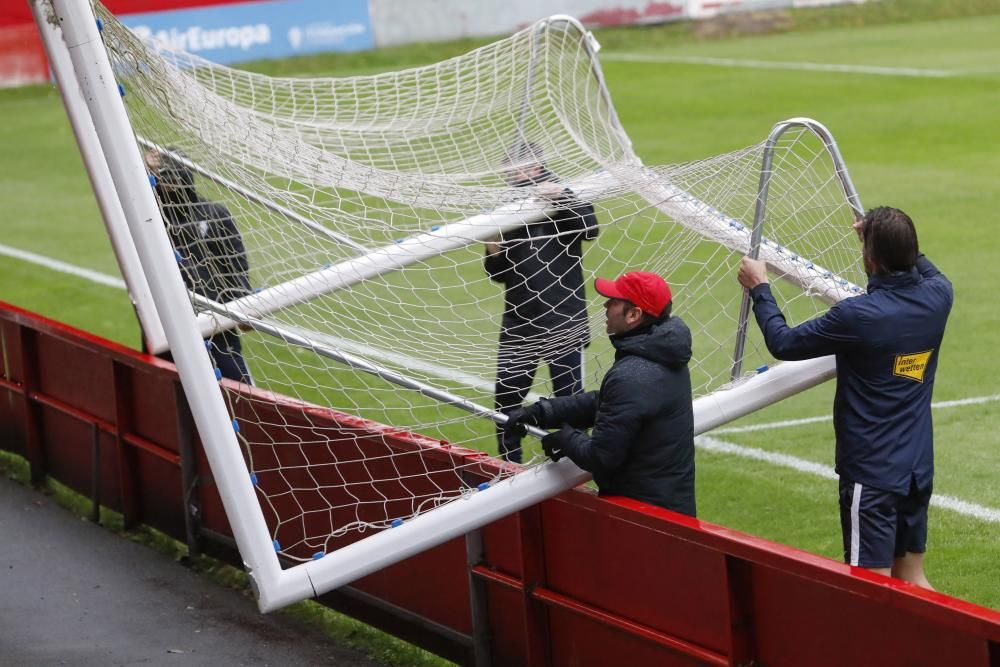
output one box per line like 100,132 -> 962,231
595,271 -> 672,316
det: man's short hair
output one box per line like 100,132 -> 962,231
638,300 -> 671,326
863,206 -> 919,274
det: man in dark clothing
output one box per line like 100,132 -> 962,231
504,271 -> 696,516
486,145 -> 599,463
145,148 -> 254,384
737,206 -> 952,588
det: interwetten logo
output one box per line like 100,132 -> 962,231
132,23 -> 271,52
893,350 -> 933,383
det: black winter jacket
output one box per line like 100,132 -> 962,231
537,315 -> 696,516
484,187 -> 598,346
156,178 -> 252,304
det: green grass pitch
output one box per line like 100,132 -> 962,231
1,3 -> 998,610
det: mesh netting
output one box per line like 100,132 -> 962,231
97,4 -> 864,561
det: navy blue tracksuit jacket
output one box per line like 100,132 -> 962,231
749,255 -> 953,494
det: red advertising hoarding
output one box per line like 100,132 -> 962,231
2,1 -> 274,87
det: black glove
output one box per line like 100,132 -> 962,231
502,402 -> 545,439
541,425 -> 575,462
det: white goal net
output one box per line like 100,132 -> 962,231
53,0 -> 864,592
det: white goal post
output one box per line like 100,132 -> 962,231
39,0 -> 864,612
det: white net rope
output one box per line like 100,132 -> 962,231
97,4 -> 864,561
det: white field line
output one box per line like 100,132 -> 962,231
0,243 -> 127,289
715,394 -> 1000,435
10,245 -> 999,523
698,434 -> 836,479
697,435 -> 1000,524
602,52 -> 957,78
716,414 -> 829,434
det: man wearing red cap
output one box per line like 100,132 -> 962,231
504,271 -> 696,516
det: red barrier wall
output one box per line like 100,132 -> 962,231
2,0 -> 256,28
1,300 -> 998,666
1,0 -> 261,86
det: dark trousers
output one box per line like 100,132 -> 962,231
152,329 -> 253,386
209,330 -> 253,385
495,343 -> 583,463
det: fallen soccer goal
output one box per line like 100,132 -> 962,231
38,0 -> 864,611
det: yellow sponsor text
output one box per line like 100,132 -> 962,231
893,350 -> 933,383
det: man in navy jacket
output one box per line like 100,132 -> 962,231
737,206 -> 952,588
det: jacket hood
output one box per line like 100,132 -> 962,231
611,315 -> 692,369
153,148 -> 199,212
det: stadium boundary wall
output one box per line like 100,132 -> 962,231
1,300 -> 998,667
3,0 -> 867,86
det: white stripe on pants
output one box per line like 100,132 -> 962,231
850,482 -> 863,566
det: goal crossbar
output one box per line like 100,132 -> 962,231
179,159 -> 861,348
